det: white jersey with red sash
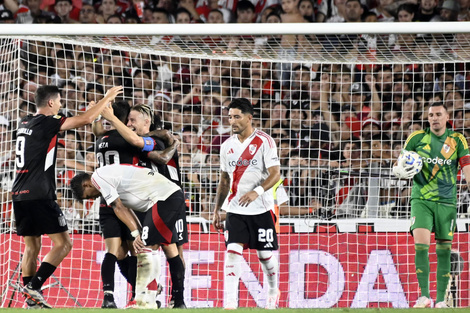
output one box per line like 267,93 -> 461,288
220,129 -> 280,215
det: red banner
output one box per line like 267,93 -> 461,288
1,232 -> 468,308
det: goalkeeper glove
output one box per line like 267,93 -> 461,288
392,164 -> 416,179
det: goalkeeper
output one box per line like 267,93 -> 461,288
393,103 -> 470,308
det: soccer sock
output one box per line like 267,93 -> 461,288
127,256 -> 137,299
257,250 -> 279,296
224,244 -> 243,306
117,256 -> 130,282
29,262 -> 56,290
101,253 -> 117,295
135,250 -> 155,304
436,242 -> 452,303
167,255 -> 185,304
23,276 -> 33,287
415,243 -> 430,298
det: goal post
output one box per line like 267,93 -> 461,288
0,23 -> 470,308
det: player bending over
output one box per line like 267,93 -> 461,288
70,164 -> 186,309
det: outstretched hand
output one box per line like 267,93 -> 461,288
104,86 -> 124,102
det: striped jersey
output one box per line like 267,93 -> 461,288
404,128 -> 470,205
220,129 -> 280,215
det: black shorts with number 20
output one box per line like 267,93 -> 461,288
224,210 -> 278,250
14,199 -> 68,236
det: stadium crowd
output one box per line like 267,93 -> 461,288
1,0 -> 470,232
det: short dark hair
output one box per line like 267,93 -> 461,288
113,100 -> 131,123
35,85 -> 60,108
70,172 -> 91,201
228,98 -> 254,116
237,0 -> 255,12
430,101 -> 448,111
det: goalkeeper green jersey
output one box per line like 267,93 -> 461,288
404,128 -> 469,205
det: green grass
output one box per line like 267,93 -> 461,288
1,309 -> 469,312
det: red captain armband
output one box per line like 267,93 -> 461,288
459,155 -> 470,168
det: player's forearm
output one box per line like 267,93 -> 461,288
463,165 -> 470,189
214,173 -> 230,212
112,199 -> 142,233
108,115 -> 144,148
147,141 -> 178,165
258,166 -> 281,192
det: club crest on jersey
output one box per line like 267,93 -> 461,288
443,144 -> 450,154
249,144 -> 257,155
53,115 -> 62,119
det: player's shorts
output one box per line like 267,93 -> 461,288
224,210 -> 278,250
14,200 -> 68,236
141,190 -> 184,246
410,199 -> 457,241
174,204 -> 188,246
99,202 -> 146,240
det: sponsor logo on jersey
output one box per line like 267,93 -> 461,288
423,144 -> 431,151
422,156 -> 452,165
249,144 -> 257,155
228,158 -> 258,167
227,148 -> 234,154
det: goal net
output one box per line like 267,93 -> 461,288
1,23 -> 470,308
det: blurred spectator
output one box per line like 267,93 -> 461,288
438,0 -> 460,21
106,14 -> 122,23
370,0 -> 395,22
79,3 -> 102,23
181,125 -> 205,164
207,8 -> 225,22
0,9 -> 15,23
236,0 -> 256,23
99,0 -> 118,22
414,0 -> 438,21
361,117 -> 381,140
178,0 -> 201,22
298,0 -> 315,22
54,0 -> 79,23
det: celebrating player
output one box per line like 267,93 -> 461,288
93,100 -> 143,308
400,103 -> 470,308
12,85 -> 123,308
100,104 -> 187,308
70,164 -> 186,309
212,98 -> 281,309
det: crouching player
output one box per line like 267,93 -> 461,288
70,164 -> 186,309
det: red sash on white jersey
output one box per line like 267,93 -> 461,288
228,136 -> 263,203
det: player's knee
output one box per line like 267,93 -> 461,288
257,250 -> 273,262
226,243 -> 243,256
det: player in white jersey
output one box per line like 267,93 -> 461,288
213,98 -> 281,309
70,164 -> 187,308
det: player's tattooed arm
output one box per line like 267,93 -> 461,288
213,171 -> 230,231
147,139 -> 180,165
147,129 -> 175,145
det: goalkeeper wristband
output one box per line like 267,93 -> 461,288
254,186 -> 264,196
131,230 -> 140,238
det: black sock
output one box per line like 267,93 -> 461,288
23,276 -> 33,287
117,256 -> 130,282
127,256 -> 137,299
29,262 -> 56,290
167,256 -> 185,304
101,253 -> 117,293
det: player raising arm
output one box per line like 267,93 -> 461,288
70,164 -> 187,309
212,98 -> 281,309
12,85 -> 123,308
397,103 -> 470,308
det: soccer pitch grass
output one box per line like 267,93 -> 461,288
1,309 -> 469,312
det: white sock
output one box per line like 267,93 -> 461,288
257,250 -> 278,295
135,250 -> 155,304
224,244 -> 243,306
